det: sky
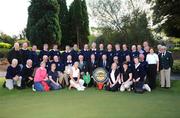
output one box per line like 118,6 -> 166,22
0,0 -> 90,36
0,0 -> 29,36
0,0 -> 149,36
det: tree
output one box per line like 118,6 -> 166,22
149,0 -> 180,37
125,10 -> 154,45
0,32 -> 17,45
26,0 -> 61,48
90,0 -> 154,45
58,0 -> 69,48
69,0 -> 89,48
81,0 -> 90,42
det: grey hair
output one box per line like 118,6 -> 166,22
74,61 -> 79,65
161,46 -> 167,50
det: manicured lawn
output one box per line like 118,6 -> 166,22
0,78 -> 180,118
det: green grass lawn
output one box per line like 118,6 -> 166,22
0,78 -> 180,118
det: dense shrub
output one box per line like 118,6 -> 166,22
0,48 -> 10,58
172,60 -> 180,73
0,32 -> 16,45
0,42 -> 12,49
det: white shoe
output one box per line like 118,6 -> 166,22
32,85 -> 36,92
127,88 -> 131,92
144,84 -> 151,92
77,87 -> 84,91
81,86 -> 86,89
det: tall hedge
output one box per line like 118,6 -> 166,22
26,0 -> 61,48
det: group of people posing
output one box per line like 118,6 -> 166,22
3,41 -> 173,92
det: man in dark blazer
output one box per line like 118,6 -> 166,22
88,54 -> 98,86
88,54 -> 98,75
159,46 -> 173,88
99,54 -> 111,71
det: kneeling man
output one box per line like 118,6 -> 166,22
21,59 -> 34,89
5,59 -> 22,90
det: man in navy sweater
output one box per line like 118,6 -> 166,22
122,44 -> 131,62
90,42 -> 98,61
62,45 -> 72,63
114,43 -> 123,64
7,42 -> 22,65
80,44 -> 91,61
21,59 -> 34,89
20,42 -> 30,67
49,44 -> 61,61
29,45 -> 39,68
5,59 -> 22,90
97,43 -> 106,63
131,45 -> 139,60
106,44 -> 114,65
71,44 -> 79,62
39,44 -> 49,62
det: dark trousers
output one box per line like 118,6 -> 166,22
21,78 -> 34,89
147,64 -> 157,89
106,83 -> 120,92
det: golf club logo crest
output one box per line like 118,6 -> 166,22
93,67 -> 108,83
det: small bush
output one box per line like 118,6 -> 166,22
0,48 -> 10,58
169,47 -> 180,52
172,60 -> 180,73
0,42 -> 12,49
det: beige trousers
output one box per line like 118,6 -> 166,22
6,77 -> 22,90
160,68 -> 171,87
120,81 -> 133,92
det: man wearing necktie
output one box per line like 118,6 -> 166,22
103,60 -> 106,68
99,54 -> 110,71
159,46 -> 173,89
88,54 -> 98,86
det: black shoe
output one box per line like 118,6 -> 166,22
16,86 -> 24,90
2,82 -> 6,88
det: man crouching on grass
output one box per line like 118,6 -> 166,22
4,59 -> 22,90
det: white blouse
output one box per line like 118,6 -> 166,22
72,67 -> 80,78
146,53 -> 159,64
110,70 -> 116,84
